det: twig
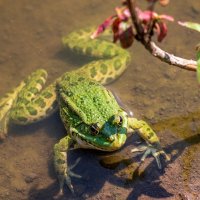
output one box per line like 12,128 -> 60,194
126,0 -> 144,40
126,0 -> 197,71
148,41 -> 197,71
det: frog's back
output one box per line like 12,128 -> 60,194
58,73 -> 120,126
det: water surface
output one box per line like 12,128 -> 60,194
0,1 -> 200,199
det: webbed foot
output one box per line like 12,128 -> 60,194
131,142 -> 170,169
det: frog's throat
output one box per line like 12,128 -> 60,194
70,127 -> 127,151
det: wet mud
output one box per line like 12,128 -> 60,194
0,0 -> 200,199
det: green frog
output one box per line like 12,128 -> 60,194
0,27 -> 169,195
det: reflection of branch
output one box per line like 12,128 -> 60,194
126,0 -> 197,71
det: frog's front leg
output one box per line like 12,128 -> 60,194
128,118 -> 170,168
54,135 -> 81,196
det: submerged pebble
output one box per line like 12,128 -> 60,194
24,173 -> 38,184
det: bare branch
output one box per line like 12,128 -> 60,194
126,0 -> 197,71
147,41 -> 197,71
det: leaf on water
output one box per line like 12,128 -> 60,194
197,51 -> 200,83
178,21 -> 200,82
178,21 -> 200,32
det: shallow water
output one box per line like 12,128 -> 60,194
0,1 -> 200,199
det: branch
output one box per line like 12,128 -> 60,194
126,0 -> 144,39
147,41 -> 197,71
126,0 -> 197,71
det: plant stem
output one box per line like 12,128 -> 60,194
126,0 -> 197,71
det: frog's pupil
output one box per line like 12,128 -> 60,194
91,123 -> 99,135
119,116 -> 123,125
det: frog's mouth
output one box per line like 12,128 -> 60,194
73,129 -> 127,151
71,113 -> 128,151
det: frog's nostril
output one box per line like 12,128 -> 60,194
107,135 -> 115,142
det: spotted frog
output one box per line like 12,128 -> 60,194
0,27 -> 169,195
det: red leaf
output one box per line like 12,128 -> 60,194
119,27 -> 134,48
91,16 -> 115,39
159,14 -> 174,21
112,18 -> 121,43
156,21 -> 167,42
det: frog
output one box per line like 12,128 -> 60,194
0,27 -> 170,196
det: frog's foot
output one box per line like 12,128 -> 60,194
0,115 -> 9,141
54,158 -> 82,199
131,143 -> 170,169
0,94 -> 16,140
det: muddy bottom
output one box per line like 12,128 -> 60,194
0,0 -> 200,200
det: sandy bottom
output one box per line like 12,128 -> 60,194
0,0 -> 200,199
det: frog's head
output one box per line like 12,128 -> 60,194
70,110 -> 128,151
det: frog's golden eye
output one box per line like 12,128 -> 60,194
90,123 -> 100,135
113,115 -> 123,126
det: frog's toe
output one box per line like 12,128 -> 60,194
65,174 -> 74,193
57,157 -> 82,195
56,171 -> 80,197
65,170 -> 82,193
131,143 -> 170,169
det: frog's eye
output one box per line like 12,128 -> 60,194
90,123 -> 100,135
113,115 -> 123,126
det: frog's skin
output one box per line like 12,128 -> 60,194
0,27 -> 169,195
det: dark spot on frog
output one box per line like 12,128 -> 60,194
114,59 -> 121,70
43,92 -> 53,99
89,81 -> 95,85
37,79 -> 44,85
56,159 -> 65,165
29,87 -> 39,94
69,82 -> 78,86
35,98 -> 46,108
90,67 -> 97,78
17,116 -> 28,122
27,106 -> 38,115
66,91 -> 73,97
62,76 -> 70,82
80,97 -> 85,104
100,63 -> 108,75
78,77 -> 85,81
18,97 -> 29,105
